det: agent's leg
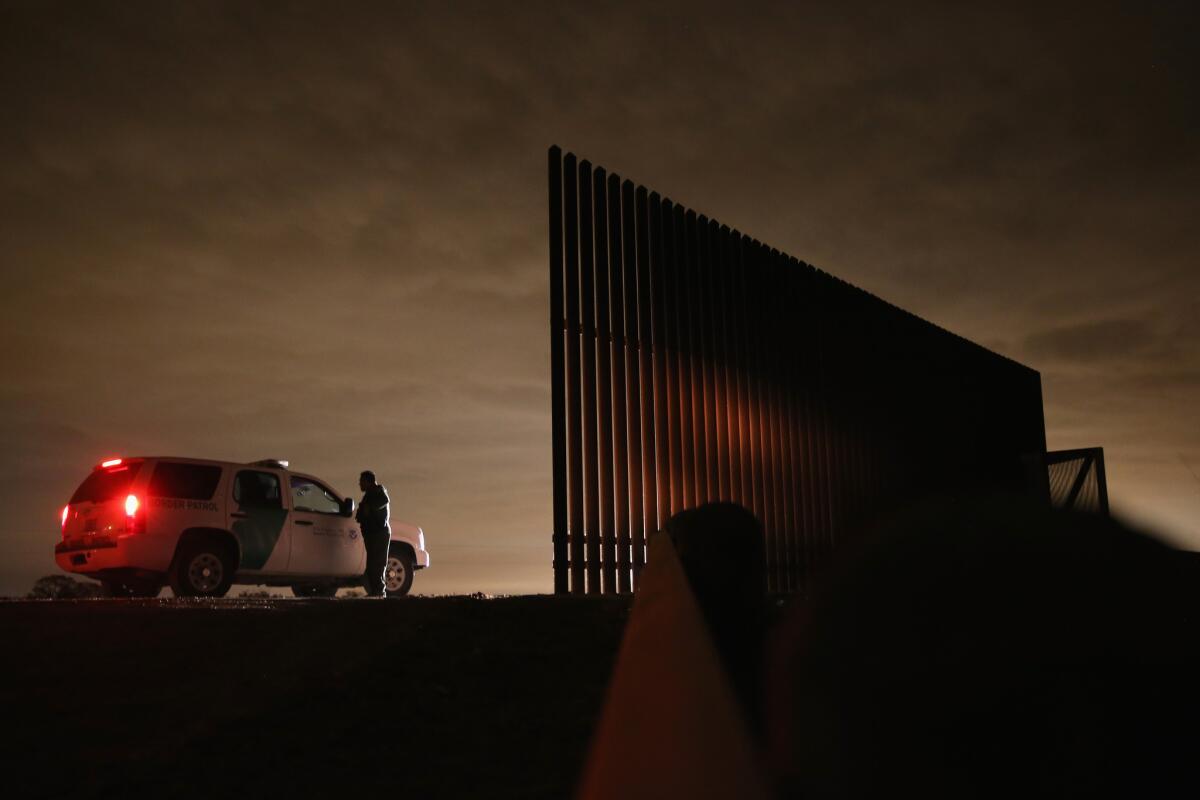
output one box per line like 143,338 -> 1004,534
363,532 -> 388,597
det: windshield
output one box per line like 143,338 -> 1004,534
69,464 -> 139,504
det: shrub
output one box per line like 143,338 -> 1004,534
28,575 -> 104,599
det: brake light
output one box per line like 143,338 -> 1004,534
101,458 -> 123,469
124,494 -> 144,535
61,505 -> 69,531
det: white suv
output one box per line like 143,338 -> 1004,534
55,457 -> 430,598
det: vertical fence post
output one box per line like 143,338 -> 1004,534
813,272 -> 835,561
668,203 -> 687,518
621,180 -> 642,594
699,217 -> 719,503
579,160 -> 601,595
563,153 -> 584,595
715,223 -> 736,505
767,249 -> 787,592
771,251 -> 795,591
549,147 -> 568,594
754,243 -> 773,590
594,169 -> 616,594
657,201 -> 679,520
719,226 -> 740,507
680,211 -> 699,508
651,195 -> 671,533
792,258 -> 818,590
634,185 -> 654,587
608,173 -> 631,594
735,234 -> 756,523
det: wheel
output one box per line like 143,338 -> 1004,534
291,583 -> 338,598
385,547 -> 415,596
102,580 -> 161,598
170,540 -> 234,598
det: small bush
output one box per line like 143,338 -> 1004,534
28,575 -> 104,599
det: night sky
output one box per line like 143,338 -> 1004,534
2,1 -> 1196,596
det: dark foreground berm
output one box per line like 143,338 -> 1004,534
1,595 -> 630,800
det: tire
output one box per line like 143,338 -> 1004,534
170,539 -> 234,598
102,580 -> 161,599
291,583 -> 338,598
385,546 -> 415,596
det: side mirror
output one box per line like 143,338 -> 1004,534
340,497 -> 355,518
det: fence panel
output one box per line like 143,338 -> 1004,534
550,147 -> 1048,594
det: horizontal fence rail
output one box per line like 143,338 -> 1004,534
549,146 -> 1048,594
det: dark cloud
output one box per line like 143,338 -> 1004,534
1116,370 -> 1200,393
0,0 -> 1197,594
1024,319 -> 1158,363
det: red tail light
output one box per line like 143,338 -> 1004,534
61,505 -> 69,532
124,494 -> 144,534
101,458 -> 123,469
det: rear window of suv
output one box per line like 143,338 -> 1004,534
148,462 -> 223,500
69,465 -> 139,504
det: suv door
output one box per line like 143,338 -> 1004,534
228,469 -> 290,573
287,475 -> 364,577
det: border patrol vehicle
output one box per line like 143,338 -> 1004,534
55,457 -> 430,598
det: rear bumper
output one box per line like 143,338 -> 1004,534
54,532 -> 174,578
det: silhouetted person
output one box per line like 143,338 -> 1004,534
662,503 -> 767,736
356,470 -> 390,597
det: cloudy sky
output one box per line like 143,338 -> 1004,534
2,0 -> 1196,596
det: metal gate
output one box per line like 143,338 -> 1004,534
1045,448 -> 1109,514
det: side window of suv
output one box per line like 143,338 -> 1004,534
148,462 -> 222,500
233,471 -> 282,509
290,477 -> 342,514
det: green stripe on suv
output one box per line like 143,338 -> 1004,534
232,507 -> 288,570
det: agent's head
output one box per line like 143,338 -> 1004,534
359,470 -> 377,492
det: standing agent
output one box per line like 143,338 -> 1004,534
356,470 -> 391,597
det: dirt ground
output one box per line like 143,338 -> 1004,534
1,595 -> 632,800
